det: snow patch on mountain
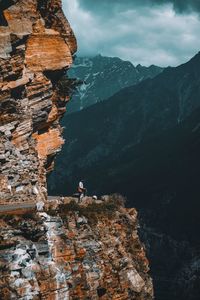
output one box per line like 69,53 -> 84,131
67,55 -> 163,114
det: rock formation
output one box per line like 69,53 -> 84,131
0,1 -> 153,299
0,197 -> 153,300
0,0 -> 77,204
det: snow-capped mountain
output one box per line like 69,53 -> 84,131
67,54 -> 164,113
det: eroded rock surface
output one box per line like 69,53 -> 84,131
0,197 -> 153,299
0,0 -> 77,204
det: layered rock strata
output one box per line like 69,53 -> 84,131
0,0 -> 77,204
0,197 -> 153,299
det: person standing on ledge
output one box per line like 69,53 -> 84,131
78,179 -> 87,202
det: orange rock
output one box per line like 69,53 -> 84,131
114,223 -> 123,230
67,231 -> 76,239
4,0 -> 38,35
47,105 -> 59,123
78,248 -> 86,257
33,128 -> 64,158
0,175 -> 9,191
25,34 -> 72,72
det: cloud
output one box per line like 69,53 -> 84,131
78,0 -> 200,14
157,0 -> 200,13
63,0 -> 200,67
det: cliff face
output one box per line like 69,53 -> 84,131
0,1 -> 153,299
0,197 -> 153,300
0,0 -> 77,204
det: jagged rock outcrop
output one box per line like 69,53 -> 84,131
0,0 -> 77,204
0,197 -> 153,300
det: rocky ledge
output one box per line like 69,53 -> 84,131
0,196 -> 153,299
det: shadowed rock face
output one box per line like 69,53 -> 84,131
0,0 -> 77,204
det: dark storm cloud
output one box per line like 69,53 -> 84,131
158,0 -> 200,13
79,0 -> 200,14
64,0 -> 200,67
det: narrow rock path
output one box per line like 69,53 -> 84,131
0,196 -> 62,213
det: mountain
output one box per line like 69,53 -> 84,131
49,51 -> 200,194
48,52 -> 200,300
67,55 -> 164,113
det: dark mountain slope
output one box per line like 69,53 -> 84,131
48,52 -> 200,195
82,107 -> 200,241
49,103 -> 200,242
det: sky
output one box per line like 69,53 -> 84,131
63,0 -> 200,67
